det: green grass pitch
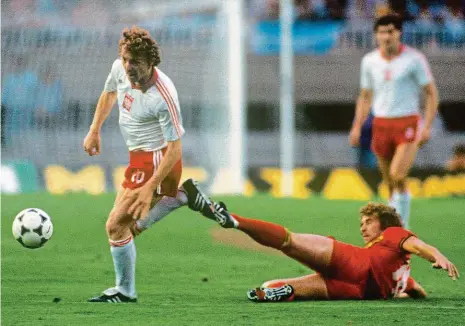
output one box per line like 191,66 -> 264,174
2,193 -> 465,325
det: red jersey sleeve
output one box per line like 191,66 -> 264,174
382,227 -> 416,252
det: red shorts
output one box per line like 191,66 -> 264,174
122,148 -> 182,197
371,115 -> 420,160
322,241 -> 373,300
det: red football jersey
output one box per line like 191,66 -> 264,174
365,227 -> 415,299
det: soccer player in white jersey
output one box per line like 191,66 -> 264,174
349,15 -> 439,229
83,26 -> 192,303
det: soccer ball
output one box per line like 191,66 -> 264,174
12,208 -> 53,249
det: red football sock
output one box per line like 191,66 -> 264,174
231,214 -> 290,250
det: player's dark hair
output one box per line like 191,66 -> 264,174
453,143 -> 465,156
119,26 -> 161,67
374,14 -> 403,32
360,202 -> 403,229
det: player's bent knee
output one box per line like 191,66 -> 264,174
105,219 -> 120,237
389,171 -> 407,183
105,214 -> 127,238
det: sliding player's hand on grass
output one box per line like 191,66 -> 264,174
128,184 -> 154,220
432,255 -> 460,280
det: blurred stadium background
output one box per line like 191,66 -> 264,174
2,1 -> 465,325
1,0 -> 465,198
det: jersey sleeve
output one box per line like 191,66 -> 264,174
382,227 -> 416,252
103,59 -> 119,92
413,54 -> 433,87
360,55 -> 373,90
157,97 -> 185,142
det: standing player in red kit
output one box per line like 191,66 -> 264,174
182,181 -> 459,301
349,15 -> 439,229
83,26 -> 194,303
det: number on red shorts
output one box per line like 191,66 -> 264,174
131,170 -> 145,184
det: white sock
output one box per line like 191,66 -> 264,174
391,191 -> 411,229
110,236 -> 136,298
136,189 -> 187,232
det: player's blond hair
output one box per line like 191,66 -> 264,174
360,202 -> 403,229
119,26 -> 161,67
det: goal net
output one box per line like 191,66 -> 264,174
1,0 -> 246,194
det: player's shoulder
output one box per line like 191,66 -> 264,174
361,49 -> 380,65
144,69 -> 174,109
382,226 -> 415,239
154,67 -> 178,97
109,58 -> 126,78
111,58 -> 124,71
155,67 -> 176,88
403,45 -> 428,61
383,226 -> 404,233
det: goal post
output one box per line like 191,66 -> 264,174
279,0 -> 295,197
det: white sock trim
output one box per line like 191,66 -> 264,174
109,236 -> 133,247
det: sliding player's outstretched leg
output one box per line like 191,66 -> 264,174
181,179 -> 214,216
248,274 -> 330,302
247,283 -> 295,302
181,178 -> 238,227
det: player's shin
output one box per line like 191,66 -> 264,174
391,191 -> 411,229
109,236 -> 137,299
232,214 -> 291,250
135,190 -> 188,234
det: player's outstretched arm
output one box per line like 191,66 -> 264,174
402,236 -> 460,280
83,91 -> 117,156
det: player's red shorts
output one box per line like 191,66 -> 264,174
371,115 -> 420,160
322,241 -> 380,300
122,148 -> 182,197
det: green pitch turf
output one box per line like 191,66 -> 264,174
2,194 -> 464,325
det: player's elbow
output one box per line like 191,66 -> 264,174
424,84 -> 439,106
359,89 -> 372,102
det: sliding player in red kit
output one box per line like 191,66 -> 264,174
182,180 -> 459,301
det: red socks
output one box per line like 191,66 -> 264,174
231,214 -> 290,250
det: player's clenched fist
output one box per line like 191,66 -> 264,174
417,127 -> 432,147
83,129 -> 101,156
348,127 -> 361,147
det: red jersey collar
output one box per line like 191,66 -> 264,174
364,234 -> 384,248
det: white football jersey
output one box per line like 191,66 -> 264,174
360,45 -> 433,118
104,59 -> 184,151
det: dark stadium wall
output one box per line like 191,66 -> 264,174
247,102 -> 465,132
2,162 -> 464,200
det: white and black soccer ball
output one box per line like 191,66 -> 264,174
12,208 -> 53,249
